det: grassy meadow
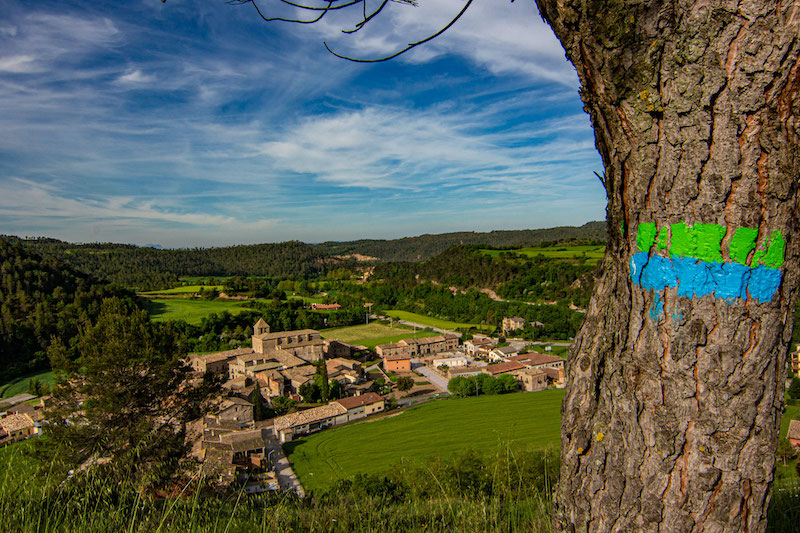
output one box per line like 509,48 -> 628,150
140,285 -> 225,295
1,370 -> 56,398
384,310 -> 493,332
321,323 -> 437,347
481,244 -> 605,265
285,390 -> 565,492
145,299 -> 257,325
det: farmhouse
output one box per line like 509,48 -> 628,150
489,345 -> 519,362
376,334 -> 460,359
502,316 -> 526,333
514,368 -> 549,392
310,303 -> 341,310
791,344 -> 800,373
464,337 -> 494,356
789,420 -> 800,448
333,392 -> 385,422
430,354 -> 470,369
0,413 -> 38,444
484,361 -> 525,376
273,403 -> 347,443
383,353 -> 413,372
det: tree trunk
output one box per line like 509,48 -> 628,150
534,1 -> 800,530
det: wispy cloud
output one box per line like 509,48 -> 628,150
0,0 -> 601,247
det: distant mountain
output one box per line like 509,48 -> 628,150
314,222 -> 607,262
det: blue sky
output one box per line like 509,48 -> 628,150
0,0 -> 604,248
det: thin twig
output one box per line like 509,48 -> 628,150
324,0 -> 474,62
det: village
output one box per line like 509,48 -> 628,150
169,315 -> 567,494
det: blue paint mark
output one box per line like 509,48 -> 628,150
630,252 -> 781,304
650,292 -> 665,320
672,305 -> 683,322
640,255 -> 678,290
748,266 -> 783,304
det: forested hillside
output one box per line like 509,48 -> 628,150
14,238 -> 330,291
315,221 -> 606,262
0,239 -> 135,381
373,245 -> 597,308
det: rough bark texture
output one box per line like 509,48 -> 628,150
534,1 -> 800,531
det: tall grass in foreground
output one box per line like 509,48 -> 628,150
1,444 -> 556,532
3,441 -> 799,532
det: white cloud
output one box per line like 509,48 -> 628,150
116,69 -> 156,85
0,54 -> 41,73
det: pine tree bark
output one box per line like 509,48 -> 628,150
534,1 -> 800,530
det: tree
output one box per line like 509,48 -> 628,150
250,380 -> 265,421
789,377 -> 800,400
777,437 -> 797,467
40,298 -> 213,493
314,359 -> 330,402
533,3 -> 800,530
396,376 -> 415,393
233,1 -> 800,529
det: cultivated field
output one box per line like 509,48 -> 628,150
140,285 -> 224,295
384,310 -> 493,332
0,370 -> 55,398
321,323 -> 435,347
481,244 -> 605,264
145,299 -> 257,325
285,390 -> 565,491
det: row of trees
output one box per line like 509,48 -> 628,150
447,373 -> 518,397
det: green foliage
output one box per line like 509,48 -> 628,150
0,237 -> 136,382
789,377 -> 800,400
448,373 -> 517,398
315,359 -> 330,403
250,381 -> 265,421
270,395 -> 296,415
18,236 -> 328,291
314,222 -> 605,262
39,298 -> 217,494
396,376 -> 415,392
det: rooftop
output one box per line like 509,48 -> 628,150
511,353 -> 565,366
273,404 -> 347,432
789,420 -> 800,440
0,413 -> 35,433
484,361 -> 525,375
334,393 -> 384,410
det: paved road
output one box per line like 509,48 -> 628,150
264,435 -> 305,498
413,361 -> 450,391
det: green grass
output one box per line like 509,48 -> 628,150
285,390 -> 564,492
145,298 -> 258,325
384,310 -> 493,332
481,245 -> 605,265
289,295 -> 325,305
322,323 -> 440,348
1,370 -> 56,398
140,285 -> 224,295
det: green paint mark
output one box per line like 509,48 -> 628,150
636,222 -> 657,252
668,222 -> 725,263
669,222 -> 693,257
691,223 -> 726,263
656,227 -> 670,251
763,230 -> 786,268
728,227 -> 758,265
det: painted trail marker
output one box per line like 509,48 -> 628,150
630,223 -> 784,314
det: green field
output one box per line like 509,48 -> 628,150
482,244 -> 605,264
1,370 -> 56,398
145,299 -> 257,325
140,285 -> 224,295
285,390 -> 564,491
321,322 -> 435,347
384,310 -> 493,332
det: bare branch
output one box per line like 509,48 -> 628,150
344,0 -> 390,34
324,0 -> 474,62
